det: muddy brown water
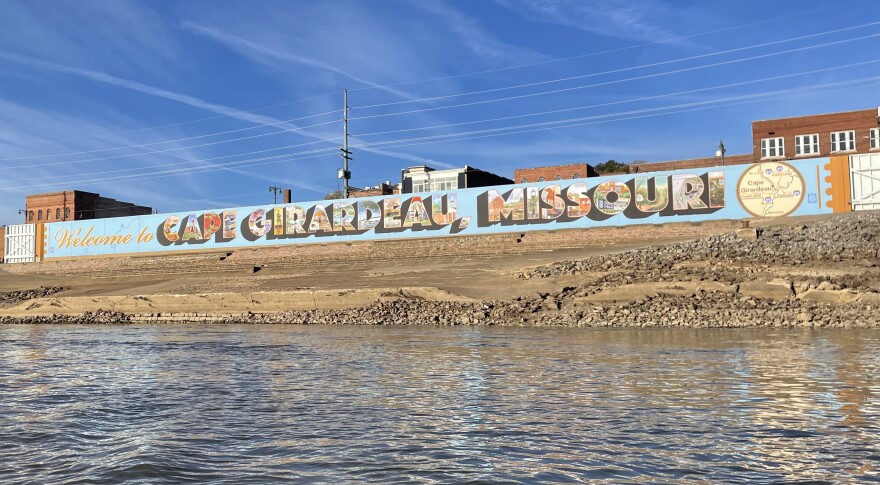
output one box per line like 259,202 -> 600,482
1,324 -> 879,483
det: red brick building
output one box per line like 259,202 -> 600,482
635,107 -> 879,173
752,108 -> 880,161
0,226 -> 5,262
513,107 -> 879,177
514,163 -> 598,183
24,190 -> 152,224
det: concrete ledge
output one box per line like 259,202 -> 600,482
797,289 -> 862,304
740,279 -> 794,300
0,287 -> 478,317
579,281 -> 737,304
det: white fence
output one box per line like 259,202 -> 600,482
851,153 -> 880,211
3,223 -> 36,264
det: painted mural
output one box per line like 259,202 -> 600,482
42,158 -> 836,260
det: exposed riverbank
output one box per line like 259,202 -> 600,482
1,211 -> 879,327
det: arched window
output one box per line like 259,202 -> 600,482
555,175 -> 562,180
572,173 -> 580,179
520,178 -> 528,183
28,211 -> 34,222
37,210 -> 43,221
56,208 -> 61,220
538,176 -> 545,182
65,208 -> 71,220
46,210 -> 51,221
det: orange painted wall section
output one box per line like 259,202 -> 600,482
824,156 -> 852,213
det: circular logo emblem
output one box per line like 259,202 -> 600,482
736,161 -> 805,218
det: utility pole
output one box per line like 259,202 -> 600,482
716,140 -> 727,166
269,185 -> 282,204
339,89 -> 352,199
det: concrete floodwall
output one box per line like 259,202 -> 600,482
39,158 -> 844,261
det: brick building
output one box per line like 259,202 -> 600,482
634,107 -> 879,173
513,107 -> 879,176
752,108 -> 880,161
0,226 -> 4,262
514,163 -> 599,183
401,165 -> 512,193
24,190 -> 152,224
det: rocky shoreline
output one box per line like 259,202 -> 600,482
2,212 -> 879,328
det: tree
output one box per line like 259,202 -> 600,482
324,190 -> 344,200
594,159 -> 629,174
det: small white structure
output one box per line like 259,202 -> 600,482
3,223 -> 37,264
850,153 -> 880,211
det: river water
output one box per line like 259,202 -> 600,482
1,325 -> 879,483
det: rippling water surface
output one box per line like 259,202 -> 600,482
1,325 -> 880,483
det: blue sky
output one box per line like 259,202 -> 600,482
0,0 -> 878,225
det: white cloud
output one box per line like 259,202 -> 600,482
182,22 -> 422,102
0,0 -> 180,75
0,51 -> 334,143
0,98 -> 212,225
409,0 -> 547,65
494,0 -> 699,45
0,51 -> 447,204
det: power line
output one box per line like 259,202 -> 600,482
348,31 -> 880,122
7,64 -> 878,186
0,109 -> 342,161
346,0 -> 875,94
353,60 -> 880,138
353,78 -> 880,151
355,80 -> 878,155
19,0 -> 866,154
353,20 -> 880,110
1,118 -> 341,169
11,145 -> 340,183
2,148 -> 338,192
5,16 -> 875,168
4,75 -> 874,193
30,90 -> 341,147
10,22 -> 868,173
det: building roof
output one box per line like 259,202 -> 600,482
25,190 -> 100,198
515,162 -> 591,170
752,107 -> 879,124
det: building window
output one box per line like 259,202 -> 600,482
538,177 -> 545,182
56,208 -> 61,219
28,211 -> 34,222
555,175 -> 562,180
520,178 -> 528,183
830,130 -> 855,153
572,173 -> 580,179
65,208 -> 70,220
411,179 -> 428,193
761,137 -> 785,159
37,210 -> 43,221
432,175 -> 458,191
871,128 -> 879,150
795,134 -> 819,156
